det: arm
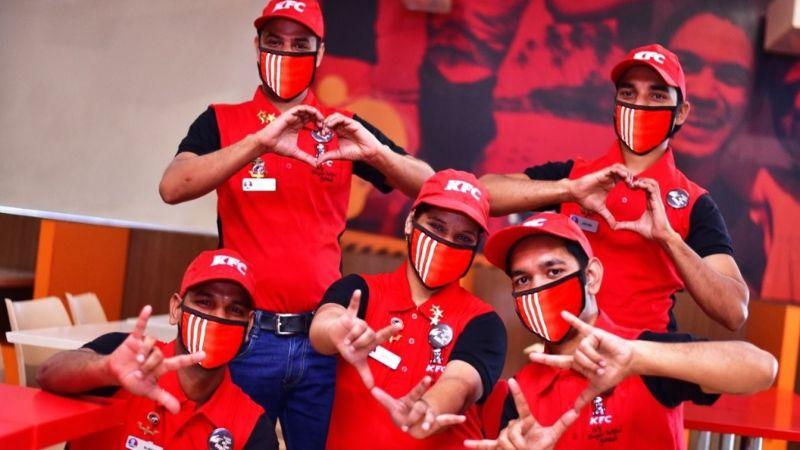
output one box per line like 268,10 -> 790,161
480,164 -> 632,225
37,306 -> 205,413
615,179 -> 749,330
159,105 -> 325,204
318,113 -> 434,198
531,311 -> 777,405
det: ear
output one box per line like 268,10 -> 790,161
404,209 -> 415,236
168,294 -> 182,326
243,312 -> 254,342
584,257 -> 603,296
253,36 -> 260,60
316,42 -> 325,68
675,100 -> 691,126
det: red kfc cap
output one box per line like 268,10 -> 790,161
484,212 -> 594,273
180,249 -> 258,303
412,169 -> 490,231
254,0 -> 325,39
610,44 -> 687,100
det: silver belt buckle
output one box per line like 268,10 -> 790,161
275,313 -> 294,335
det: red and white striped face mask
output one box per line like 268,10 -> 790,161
179,304 -> 248,369
408,223 -> 477,290
614,100 -> 677,155
513,271 -> 586,344
258,48 -> 317,101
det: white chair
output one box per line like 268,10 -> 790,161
66,292 -> 107,325
4,297 -> 72,386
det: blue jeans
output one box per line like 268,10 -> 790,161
229,311 -> 337,450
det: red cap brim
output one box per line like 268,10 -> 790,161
610,60 -> 681,95
414,196 -> 489,232
484,226 -> 593,273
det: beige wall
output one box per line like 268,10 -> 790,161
0,0 -> 266,234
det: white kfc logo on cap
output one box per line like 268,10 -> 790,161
211,255 -> 248,275
524,218 -> 547,227
273,0 -> 306,13
445,180 -> 482,201
633,51 -> 665,64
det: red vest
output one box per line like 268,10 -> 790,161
213,88 -> 353,312
561,143 -> 707,331
515,313 -> 685,450
70,341 -> 263,450
326,265 -> 494,450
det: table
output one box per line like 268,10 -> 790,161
0,383 -> 124,448
685,388 -> 800,449
6,316 -> 176,350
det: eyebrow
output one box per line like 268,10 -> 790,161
510,270 -> 529,277
539,258 -> 567,268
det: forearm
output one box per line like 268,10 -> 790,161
631,340 -> 777,395
36,349 -> 117,394
309,305 -> 347,355
659,233 -> 749,330
159,134 -> 264,204
365,146 -> 434,198
423,363 -> 482,415
479,174 -> 572,216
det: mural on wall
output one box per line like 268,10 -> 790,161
315,0 -> 800,303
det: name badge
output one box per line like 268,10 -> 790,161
369,345 -> 401,370
126,435 -> 163,450
242,178 -> 276,192
570,214 -> 599,233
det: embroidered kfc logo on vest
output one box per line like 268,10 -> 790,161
633,51 -> 666,64
445,180 -> 482,201
211,255 -> 248,275
273,1 -> 306,13
586,395 -> 621,444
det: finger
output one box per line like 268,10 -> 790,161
351,328 -> 376,351
291,105 -> 325,126
574,350 -> 603,376
291,150 -> 319,168
344,320 -> 367,346
370,386 -> 398,411
560,310 -> 596,335
131,305 -> 152,339
508,420 -> 527,448
346,290 -> 362,315
139,346 -> 164,375
323,113 -> 350,131
528,352 -> 573,369
405,399 -> 429,429
612,220 -> 638,232
551,407 -> 580,438
578,338 -> 606,370
464,439 -> 498,450
373,322 -> 403,345
435,414 -> 466,427
406,376 -> 433,403
354,360 -> 375,390
137,335 -> 157,364
151,387 -> 182,415
316,149 -> 346,165
157,351 -> 206,375
421,407 -> 436,431
594,207 -> 617,228
507,379 -> 531,419
497,426 -> 514,450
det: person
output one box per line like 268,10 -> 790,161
464,212 -> 777,450
480,43 -> 749,332
36,249 -> 278,450
309,170 -> 507,449
157,1 -> 434,447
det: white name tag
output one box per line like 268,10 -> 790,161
242,178 -> 276,192
570,214 -> 599,233
126,435 -> 163,450
369,345 -> 401,370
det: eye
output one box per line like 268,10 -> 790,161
651,91 -> 669,102
194,298 -> 213,309
428,222 -> 445,233
227,304 -> 247,317
513,275 -> 529,288
264,37 -> 283,49
293,40 -> 312,51
617,88 -> 634,99
455,234 -> 476,246
546,268 -> 565,278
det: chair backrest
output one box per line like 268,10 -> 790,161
66,292 -> 107,325
5,297 -> 72,386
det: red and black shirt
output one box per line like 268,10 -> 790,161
497,313 -> 719,450
177,87 -> 408,313
319,266 -> 507,450
525,143 -> 734,331
69,333 -> 276,450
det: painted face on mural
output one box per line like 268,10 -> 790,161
778,62 -> 800,162
668,13 -> 754,158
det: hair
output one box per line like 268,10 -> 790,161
657,1 -> 759,46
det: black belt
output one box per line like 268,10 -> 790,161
258,312 -> 313,335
